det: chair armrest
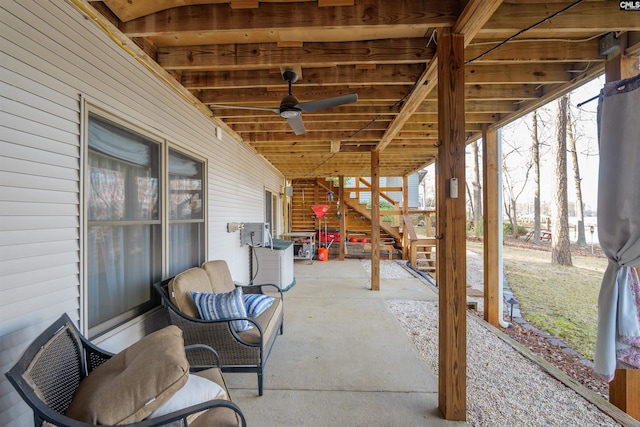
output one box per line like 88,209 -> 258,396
28,399 -> 246,427
237,282 -> 284,298
138,399 -> 247,427
185,344 -> 221,368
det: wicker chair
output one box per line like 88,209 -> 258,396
5,314 -> 246,427
154,260 -> 284,396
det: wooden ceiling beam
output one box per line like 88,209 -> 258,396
181,64 -> 425,89
232,120 -> 387,132
401,122 -> 484,132
405,112 -> 500,123
417,99 -> 520,113
158,39 -> 435,70
182,62 -> 574,90
424,84 -> 542,100
211,104 -> 402,117
464,63 -> 578,84
224,114 -> 395,123
160,38 -> 604,72
374,0 -> 503,152
200,85 -> 412,104
465,38 -> 603,63
476,60 -> 607,136
92,0 -> 230,22
244,129 -> 384,142
119,1 -> 458,37
625,31 -> 640,56
233,121 -> 483,134
482,2 -> 640,36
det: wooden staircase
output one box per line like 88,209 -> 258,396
288,178 -> 436,271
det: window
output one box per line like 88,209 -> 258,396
86,113 -> 206,337
265,189 -> 278,237
168,148 -> 205,276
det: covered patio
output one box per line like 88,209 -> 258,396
223,259 -> 635,426
2,1 -> 639,425
226,259 -> 450,425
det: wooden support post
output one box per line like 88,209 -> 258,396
339,176 -> 346,261
610,369 -> 640,421
314,184 -> 320,233
605,33 -> 639,82
482,126 -> 500,327
402,175 -> 409,259
436,27 -> 466,421
371,150 -> 380,291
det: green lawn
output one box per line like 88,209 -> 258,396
467,240 -> 607,360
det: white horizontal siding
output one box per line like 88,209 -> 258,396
0,1 -> 284,425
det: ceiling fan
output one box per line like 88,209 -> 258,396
211,70 -> 358,135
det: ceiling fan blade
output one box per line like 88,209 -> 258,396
210,104 -> 280,114
286,115 -> 306,135
297,93 -> 358,113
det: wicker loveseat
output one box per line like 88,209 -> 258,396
5,313 -> 246,427
154,260 -> 284,396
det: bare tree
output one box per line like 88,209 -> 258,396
567,100 -> 586,245
502,142 -> 533,237
551,95 -> 573,266
472,140 -> 482,224
466,181 -> 474,220
532,111 -> 541,242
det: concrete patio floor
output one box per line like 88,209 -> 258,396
225,258 -> 466,426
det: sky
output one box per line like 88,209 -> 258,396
467,75 -> 605,217
418,75 -> 606,222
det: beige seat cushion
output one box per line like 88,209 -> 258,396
65,326 -> 189,425
237,296 -> 282,345
170,267 -> 214,318
201,260 -> 236,293
189,368 -> 241,427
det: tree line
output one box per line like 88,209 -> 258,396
467,85 -> 601,266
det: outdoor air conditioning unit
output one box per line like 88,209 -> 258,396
240,222 -> 271,247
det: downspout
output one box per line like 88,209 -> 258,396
497,128 -> 511,328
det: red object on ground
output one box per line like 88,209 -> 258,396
312,205 -> 330,219
349,237 -> 358,242
317,247 -> 328,261
319,231 -> 340,242
360,238 -> 368,243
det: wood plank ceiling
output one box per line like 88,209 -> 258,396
90,0 -> 640,178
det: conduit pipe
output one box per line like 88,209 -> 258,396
497,128 -> 511,328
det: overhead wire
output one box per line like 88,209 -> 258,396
465,0 -> 587,65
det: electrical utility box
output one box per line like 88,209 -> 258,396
241,222 -> 271,246
252,239 -> 295,291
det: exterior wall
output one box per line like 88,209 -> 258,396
0,2 -> 283,426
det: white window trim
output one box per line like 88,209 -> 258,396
80,98 -> 207,337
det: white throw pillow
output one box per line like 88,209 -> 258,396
148,374 -> 226,419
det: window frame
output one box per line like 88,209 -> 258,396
81,104 -> 207,338
167,146 -> 208,277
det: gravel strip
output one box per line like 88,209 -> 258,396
360,259 -> 415,279
387,299 -> 620,427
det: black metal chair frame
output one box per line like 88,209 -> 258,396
154,279 -> 284,396
5,314 -> 247,427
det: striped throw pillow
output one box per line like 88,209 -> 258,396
191,288 -> 251,332
243,294 -> 275,317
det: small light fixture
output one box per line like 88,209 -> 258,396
506,297 -> 519,322
227,222 -> 243,233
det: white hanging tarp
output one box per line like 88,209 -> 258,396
594,74 -> 640,381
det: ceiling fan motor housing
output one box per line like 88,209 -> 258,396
279,95 -> 301,118
282,70 -> 299,84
